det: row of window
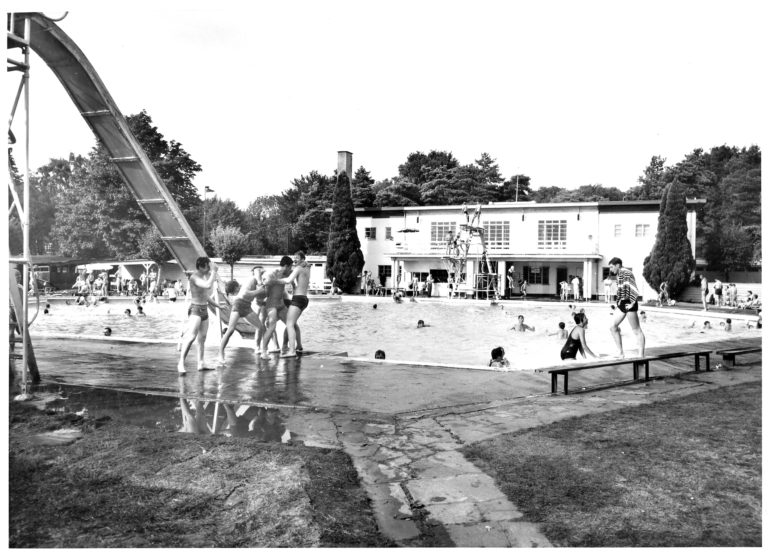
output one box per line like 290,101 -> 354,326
365,221 -> 654,246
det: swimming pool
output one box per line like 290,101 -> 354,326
32,296 -> 759,369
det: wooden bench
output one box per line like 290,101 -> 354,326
716,347 -> 761,367
547,350 -> 712,395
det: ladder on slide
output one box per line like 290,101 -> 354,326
8,13 -> 255,339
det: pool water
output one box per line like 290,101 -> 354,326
32,298 -> 759,370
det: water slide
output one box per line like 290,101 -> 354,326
9,13 -> 255,338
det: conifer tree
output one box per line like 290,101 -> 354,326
642,179 -> 695,299
326,171 -> 365,293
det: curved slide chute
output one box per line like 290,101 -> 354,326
10,13 -> 255,338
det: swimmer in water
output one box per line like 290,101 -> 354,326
560,312 -> 597,360
417,319 -> 429,328
488,346 -> 510,368
511,315 -> 535,332
103,327 -> 112,337
374,349 -> 386,360
548,321 -> 568,340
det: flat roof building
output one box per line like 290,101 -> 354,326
354,200 -> 704,301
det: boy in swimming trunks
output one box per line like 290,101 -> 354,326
217,266 -> 267,364
260,256 -> 293,359
511,315 -> 535,332
548,321 -> 568,340
178,257 -> 218,374
608,257 -> 645,357
488,346 -> 510,368
560,312 -> 597,360
278,251 -> 310,358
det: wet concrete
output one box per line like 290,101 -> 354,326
20,334 -> 763,547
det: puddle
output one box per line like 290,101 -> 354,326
28,384 -> 292,444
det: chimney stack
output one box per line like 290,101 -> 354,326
337,151 -> 353,178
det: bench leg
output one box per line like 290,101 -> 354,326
551,374 -> 557,394
722,354 -> 735,367
644,361 -> 650,382
694,355 -> 700,372
563,373 -> 568,395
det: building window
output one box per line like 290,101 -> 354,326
482,221 -> 510,250
537,220 -> 567,249
523,265 -> 550,285
635,224 -> 650,237
385,227 -> 393,240
614,224 -> 622,237
364,227 -> 376,240
431,221 -> 456,248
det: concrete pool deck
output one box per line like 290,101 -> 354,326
20,334 -> 763,547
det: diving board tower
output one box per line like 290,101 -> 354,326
6,11 -> 257,387
441,204 -> 500,300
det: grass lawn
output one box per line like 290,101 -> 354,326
462,383 -> 762,547
9,395 -> 395,548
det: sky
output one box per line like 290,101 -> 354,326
7,0 -> 767,209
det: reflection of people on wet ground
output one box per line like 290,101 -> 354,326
374,350 -> 386,359
260,256 -> 293,360
560,312 -> 597,360
278,251 -> 310,358
178,257 -> 218,374
488,346 -> 510,368
548,322 -> 568,340
221,404 -> 286,441
608,257 -> 645,358
511,315 -> 535,332
218,265 -> 266,365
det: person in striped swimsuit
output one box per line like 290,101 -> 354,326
608,257 -> 645,358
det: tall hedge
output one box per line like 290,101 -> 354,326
326,171 -> 365,292
643,179 -> 695,299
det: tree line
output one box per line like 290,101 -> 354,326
8,110 -> 760,278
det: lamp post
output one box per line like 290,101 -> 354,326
203,186 -> 214,248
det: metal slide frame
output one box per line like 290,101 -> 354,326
7,13 -> 255,380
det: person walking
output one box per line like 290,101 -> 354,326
608,257 -> 645,358
699,274 -> 709,311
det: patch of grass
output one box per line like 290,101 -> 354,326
9,397 -> 393,548
462,383 -> 762,547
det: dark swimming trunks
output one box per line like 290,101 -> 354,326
284,299 -> 291,309
617,298 -> 638,313
233,297 -> 253,317
290,294 -> 309,311
560,328 -> 582,360
188,303 -> 209,321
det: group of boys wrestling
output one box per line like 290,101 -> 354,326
177,251 -> 311,374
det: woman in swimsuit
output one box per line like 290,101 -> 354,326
560,312 -> 597,360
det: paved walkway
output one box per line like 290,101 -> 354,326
23,334 -> 762,547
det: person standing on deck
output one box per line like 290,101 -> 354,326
260,256 -> 293,360
699,274 -> 709,311
178,257 -> 218,374
217,266 -> 266,364
278,251 -> 311,357
608,257 -> 645,357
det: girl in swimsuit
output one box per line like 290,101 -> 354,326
560,312 -> 597,360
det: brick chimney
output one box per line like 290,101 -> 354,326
337,151 -> 353,178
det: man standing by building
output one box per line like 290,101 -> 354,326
178,257 -> 218,374
260,256 -> 294,360
278,251 -> 310,357
608,257 -> 645,358
571,274 -> 581,301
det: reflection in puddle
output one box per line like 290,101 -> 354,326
177,396 -> 289,443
